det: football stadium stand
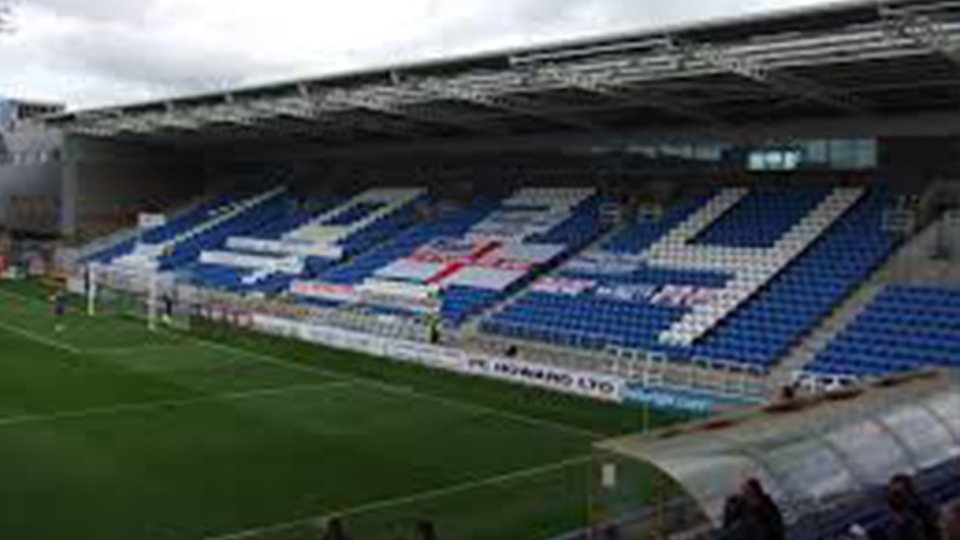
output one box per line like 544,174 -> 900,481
293,187 -> 607,325
805,286 -> 960,376
482,186 -> 901,372
89,187 -> 290,271
87,187 -> 430,294
54,0 -> 958,406
5,2 -> 957,540
81,178 -> 960,390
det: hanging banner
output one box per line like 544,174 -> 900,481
290,281 -> 358,303
530,277 -> 720,308
249,314 -> 625,403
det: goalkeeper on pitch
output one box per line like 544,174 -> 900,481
51,288 -> 67,332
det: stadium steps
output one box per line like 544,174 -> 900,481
770,279 -> 887,388
770,212 -> 952,386
886,210 -> 960,287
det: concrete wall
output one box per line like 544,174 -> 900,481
0,127 -> 63,234
62,136 -> 207,240
881,136 -> 960,186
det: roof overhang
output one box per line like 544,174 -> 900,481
44,0 -> 960,147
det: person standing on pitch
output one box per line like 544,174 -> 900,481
51,287 -> 67,332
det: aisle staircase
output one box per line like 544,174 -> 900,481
771,209 -> 956,387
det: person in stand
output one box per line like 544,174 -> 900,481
745,478 -> 784,540
321,517 -> 351,540
885,482 -> 929,540
891,474 -> 940,540
721,478 -> 784,540
414,519 -> 438,540
778,384 -> 797,402
941,501 -> 960,540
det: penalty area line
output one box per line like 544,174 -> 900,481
187,335 -> 602,439
0,318 -> 83,355
193,454 -> 591,540
0,286 -> 602,439
84,343 -> 191,356
0,379 -> 356,428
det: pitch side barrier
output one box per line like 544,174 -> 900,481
251,313 -> 624,402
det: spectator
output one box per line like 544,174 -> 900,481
886,484 -> 929,540
743,478 -> 784,540
778,384 -> 796,402
891,474 -> 939,540
941,501 -> 960,540
722,492 -> 748,540
322,517 -> 351,540
414,519 -> 438,540
721,479 -> 784,540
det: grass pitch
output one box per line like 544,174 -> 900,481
0,281 -> 680,540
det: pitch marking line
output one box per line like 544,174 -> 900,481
190,336 -> 602,439
84,343 -> 191,356
0,317 -> 83,355
195,455 -> 591,540
0,287 -> 601,439
0,380 -> 355,428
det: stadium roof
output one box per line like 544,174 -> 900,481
46,0 -> 960,146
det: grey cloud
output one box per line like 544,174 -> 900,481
23,0 -> 152,24
37,19 -> 299,98
384,0 -> 815,64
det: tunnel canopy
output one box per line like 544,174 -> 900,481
596,370 -> 960,529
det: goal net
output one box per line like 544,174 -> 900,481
85,263 -> 192,331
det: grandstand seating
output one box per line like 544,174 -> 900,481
188,188 -> 428,294
805,285 -> 960,377
88,181 -> 935,376
789,457 -> 960,540
293,188 -> 608,325
483,187 -> 901,372
88,187 -> 434,295
88,187 -> 288,270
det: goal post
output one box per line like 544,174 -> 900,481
84,262 -> 191,331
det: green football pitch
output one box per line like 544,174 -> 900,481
0,280 -> 682,540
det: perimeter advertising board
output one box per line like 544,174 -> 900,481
250,314 -> 624,402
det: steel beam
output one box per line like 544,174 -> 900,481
319,88 -> 497,135
534,64 -> 729,128
668,38 -> 868,114
417,79 -> 605,132
881,5 -> 960,63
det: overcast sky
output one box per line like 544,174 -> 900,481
0,0 -> 835,110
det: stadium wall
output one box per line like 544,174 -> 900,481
61,136 -> 207,240
249,313 -> 626,402
0,126 -> 62,234
50,108 -> 960,243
